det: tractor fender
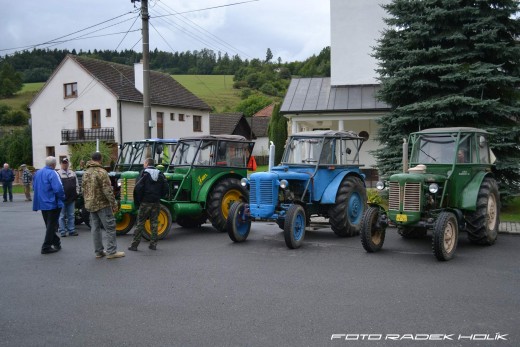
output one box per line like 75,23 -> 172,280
320,171 -> 366,204
460,171 -> 494,211
195,171 -> 244,203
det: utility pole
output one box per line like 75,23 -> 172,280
131,0 -> 152,139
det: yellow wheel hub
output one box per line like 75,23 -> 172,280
116,213 -> 132,231
145,210 -> 169,236
221,189 -> 242,220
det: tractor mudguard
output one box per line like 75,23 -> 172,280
460,171 -> 493,211
195,171 -> 244,203
320,171 -> 365,204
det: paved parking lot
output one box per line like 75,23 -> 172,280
1,195 -> 519,346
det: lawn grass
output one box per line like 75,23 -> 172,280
172,75 -> 242,112
501,196 -> 520,222
0,82 -> 44,110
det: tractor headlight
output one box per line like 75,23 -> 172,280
429,183 -> 439,194
280,179 -> 289,189
376,181 -> 385,190
174,184 -> 179,190
240,178 -> 249,187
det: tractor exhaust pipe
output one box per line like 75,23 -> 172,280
268,141 -> 275,171
403,138 -> 408,173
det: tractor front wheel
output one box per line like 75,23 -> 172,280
465,177 -> 499,245
116,213 -> 136,236
432,211 -> 458,261
207,178 -> 248,233
142,204 -> 173,240
227,202 -> 251,242
329,176 -> 367,237
360,206 -> 386,253
284,204 -> 306,249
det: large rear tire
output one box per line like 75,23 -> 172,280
207,178 -> 248,233
432,211 -> 458,261
329,176 -> 366,237
142,204 -> 172,240
360,206 -> 386,253
284,204 -> 306,249
227,202 -> 251,242
115,213 -> 136,236
465,177 -> 499,245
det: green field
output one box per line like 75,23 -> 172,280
172,75 -> 241,112
0,82 -> 44,110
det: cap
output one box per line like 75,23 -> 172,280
61,158 -> 69,163
21,164 -> 27,167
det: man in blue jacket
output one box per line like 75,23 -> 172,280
1,163 -> 15,202
33,157 -> 66,254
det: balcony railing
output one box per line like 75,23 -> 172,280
61,127 -> 115,144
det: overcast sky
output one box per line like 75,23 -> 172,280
2,0 -> 331,62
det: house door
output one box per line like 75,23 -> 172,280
91,110 -> 101,129
77,111 -> 84,140
157,112 -> 164,139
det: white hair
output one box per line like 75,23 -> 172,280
45,156 -> 57,166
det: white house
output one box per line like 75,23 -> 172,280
280,0 -> 391,177
29,55 -> 211,168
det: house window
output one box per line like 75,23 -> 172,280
106,108 -> 111,117
64,83 -> 77,98
46,146 -> 55,157
91,110 -> 101,129
170,113 -> 175,121
179,113 -> 185,122
157,112 -> 164,139
193,115 -> 202,132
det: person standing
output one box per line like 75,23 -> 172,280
82,152 -> 125,259
128,158 -> 169,251
33,157 -> 65,254
1,163 -> 15,202
21,164 -> 33,201
57,158 -> 80,237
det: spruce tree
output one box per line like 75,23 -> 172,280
374,0 -> 520,198
268,103 -> 288,165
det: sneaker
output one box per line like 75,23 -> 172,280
149,244 -> 156,250
69,232 -> 79,236
106,251 -> 125,259
60,233 -> 67,237
95,251 -> 107,258
128,245 -> 138,251
41,248 -> 58,254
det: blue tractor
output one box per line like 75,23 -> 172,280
226,130 -> 368,249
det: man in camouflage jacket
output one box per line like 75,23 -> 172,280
82,152 -> 125,259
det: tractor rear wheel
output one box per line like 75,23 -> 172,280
465,177 -> 499,245
329,176 -> 366,237
397,226 -> 427,239
432,211 -> 458,261
284,204 -> 306,249
360,206 -> 386,252
142,204 -> 172,240
207,178 -> 248,233
227,201 -> 251,242
82,207 -> 90,228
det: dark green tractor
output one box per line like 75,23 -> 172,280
119,135 -> 254,240
360,127 -> 500,261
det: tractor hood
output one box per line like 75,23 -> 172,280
389,172 -> 447,185
253,165 -> 313,181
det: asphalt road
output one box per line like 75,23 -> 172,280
1,195 -> 519,347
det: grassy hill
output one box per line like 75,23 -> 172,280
172,75 -> 241,112
0,82 -> 44,110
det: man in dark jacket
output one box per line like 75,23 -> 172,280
57,158 -> 80,237
33,157 -> 65,254
128,158 -> 169,251
1,163 -> 15,202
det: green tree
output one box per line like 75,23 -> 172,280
69,142 -> 113,170
373,0 -> 520,199
265,48 -> 273,63
0,126 -> 32,167
236,94 -> 272,117
267,103 -> 287,165
0,62 -> 23,97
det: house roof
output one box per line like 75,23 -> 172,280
280,77 -> 390,115
210,113 -> 247,135
253,104 -> 275,117
247,116 -> 270,138
34,54 -> 210,111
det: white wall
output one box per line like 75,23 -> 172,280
252,137 -> 270,157
330,0 -> 390,86
30,57 -> 119,168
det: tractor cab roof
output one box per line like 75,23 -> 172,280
292,130 -> 364,140
413,127 -> 489,135
179,135 -> 250,142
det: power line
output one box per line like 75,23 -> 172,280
152,0 -> 259,18
115,14 -> 141,51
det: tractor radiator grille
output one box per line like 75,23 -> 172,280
250,179 -> 274,205
388,182 -> 400,211
125,178 -> 136,201
403,183 -> 421,212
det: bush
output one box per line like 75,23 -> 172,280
240,88 -> 253,100
69,142 -> 113,170
1,109 -> 29,126
235,94 -> 272,117
259,82 -> 278,96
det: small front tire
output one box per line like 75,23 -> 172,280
227,202 -> 251,242
360,206 -> 386,253
284,205 -> 306,249
432,211 -> 458,261
142,204 -> 173,240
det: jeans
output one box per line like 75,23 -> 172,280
90,206 -> 117,255
59,201 -> 75,235
2,182 -> 13,201
41,208 -> 61,251
24,184 -> 32,201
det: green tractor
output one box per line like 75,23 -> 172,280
360,127 -> 500,261
119,135 -> 255,240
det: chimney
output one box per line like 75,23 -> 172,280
134,60 -> 143,93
